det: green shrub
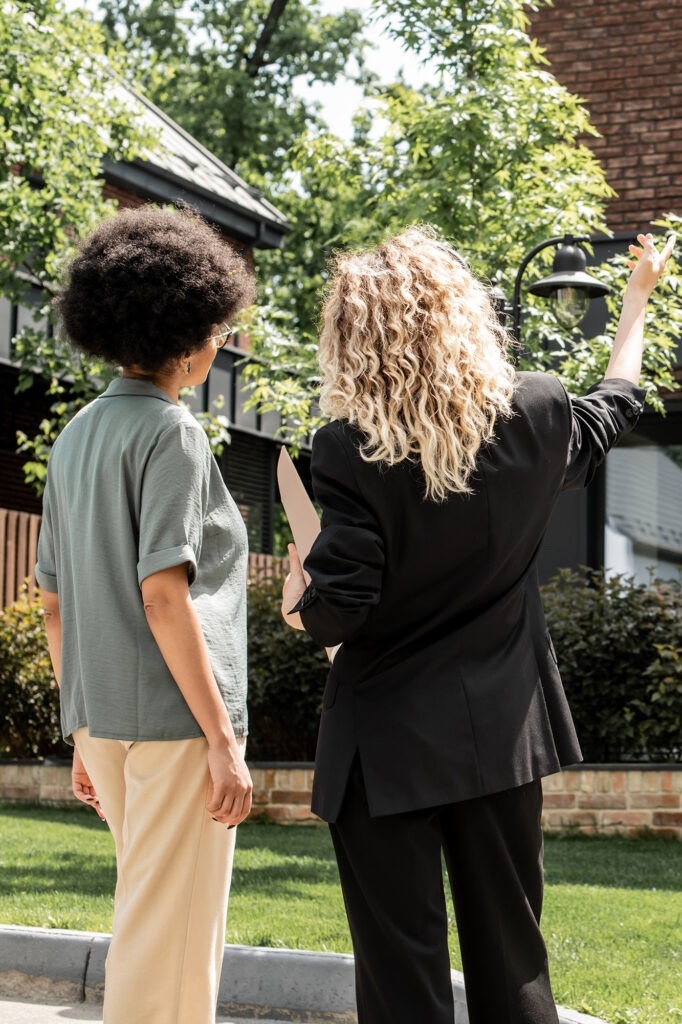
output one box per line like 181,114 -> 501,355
246,573 -> 329,760
4,569 -> 679,763
541,568 -> 682,762
0,590 -> 69,758
0,576 -> 329,762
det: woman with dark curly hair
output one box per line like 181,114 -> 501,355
36,205 -> 256,1024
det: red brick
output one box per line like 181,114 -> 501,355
578,794 -> 627,809
270,789 -> 312,805
542,794 -> 576,809
612,771 -> 626,794
661,772 -> 674,793
262,806 -> 296,820
602,811 -> 652,827
629,793 -> 680,809
653,811 -> 682,827
650,827 -> 681,840
288,806 -> 317,820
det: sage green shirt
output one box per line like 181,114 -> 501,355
35,377 -> 249,743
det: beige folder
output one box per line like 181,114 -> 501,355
277,447 -> 340,663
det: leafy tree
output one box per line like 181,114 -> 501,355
242,0 -> 681,441
1,0 -> 233,491
99,0 -> 371,184
0,0 -> 153,489
98,0 -> 373,404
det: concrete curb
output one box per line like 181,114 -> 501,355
0,925 -> 607,1023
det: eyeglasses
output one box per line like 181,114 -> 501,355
214,323 -> 233,348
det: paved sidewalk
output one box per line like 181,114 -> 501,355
0,998 -> 319,1023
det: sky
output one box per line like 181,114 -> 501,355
296,0 -> 435,138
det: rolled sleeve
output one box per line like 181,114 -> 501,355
137,543 -> 198,587
36,483 -> 59,593
562,377 -> 647,491
137,418 -> 210,587
35,563 -> 58,593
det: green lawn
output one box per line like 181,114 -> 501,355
0,803 -> 680,1024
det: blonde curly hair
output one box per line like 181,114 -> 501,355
318,226 -> 517,502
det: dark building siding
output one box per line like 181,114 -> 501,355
0,365 -> 51,515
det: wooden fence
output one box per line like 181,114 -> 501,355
0,507 -> 285,607
0,508 -> 41,606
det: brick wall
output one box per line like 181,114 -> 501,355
541,765 -> 682,838
529,0 -> 682,231
2,762 -> 680,838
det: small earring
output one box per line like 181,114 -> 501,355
186,361 -> 191,374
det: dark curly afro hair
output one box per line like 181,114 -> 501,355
56,205 -> 256,373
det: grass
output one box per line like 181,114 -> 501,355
0,803 -> 680,1024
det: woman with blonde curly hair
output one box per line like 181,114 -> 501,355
282,225 -> 674,1024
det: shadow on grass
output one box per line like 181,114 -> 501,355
0,855 -> 116,898
543,833 -> 682,891
3,803 -> 681,895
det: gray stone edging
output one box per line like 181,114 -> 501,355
0,925 -> 606,1023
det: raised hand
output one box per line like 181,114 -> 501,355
626,232 -> 676,299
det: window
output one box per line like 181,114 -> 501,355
234,363 -> 258,430
0,297 -> 12,361
207,361 -> 234,419
604,423 -> 682,584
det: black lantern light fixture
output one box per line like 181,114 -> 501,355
496,234 -> 611,354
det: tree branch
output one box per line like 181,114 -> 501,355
245,0 -> 290,78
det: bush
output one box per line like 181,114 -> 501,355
0,590 -> 69,758
246,573 -> 329,760
5,570 -> 679,763
541,568 -> 682,762
0,576 -> 329,762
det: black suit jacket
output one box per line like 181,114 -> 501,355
292,372 -> 646,822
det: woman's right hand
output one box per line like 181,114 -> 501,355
206,741 -> 253,826
625,232 -> 676,301
72,747 -> 105,820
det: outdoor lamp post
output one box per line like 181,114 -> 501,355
494,234 -> 611,355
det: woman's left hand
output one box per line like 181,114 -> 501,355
281,543 -> 307,630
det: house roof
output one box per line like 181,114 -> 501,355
104,77 -> 291,250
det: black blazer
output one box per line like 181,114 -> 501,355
292,372 -> 646,822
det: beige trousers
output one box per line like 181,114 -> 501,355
73,728 -> 244,1024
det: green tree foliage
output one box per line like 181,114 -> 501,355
0,0 -> 156,489
1,0 -> 235,490
241,0 -> 682,441
99,0 -> 371,184
98,0 -> 372,364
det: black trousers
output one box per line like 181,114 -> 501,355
329,757 -> 559,1024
